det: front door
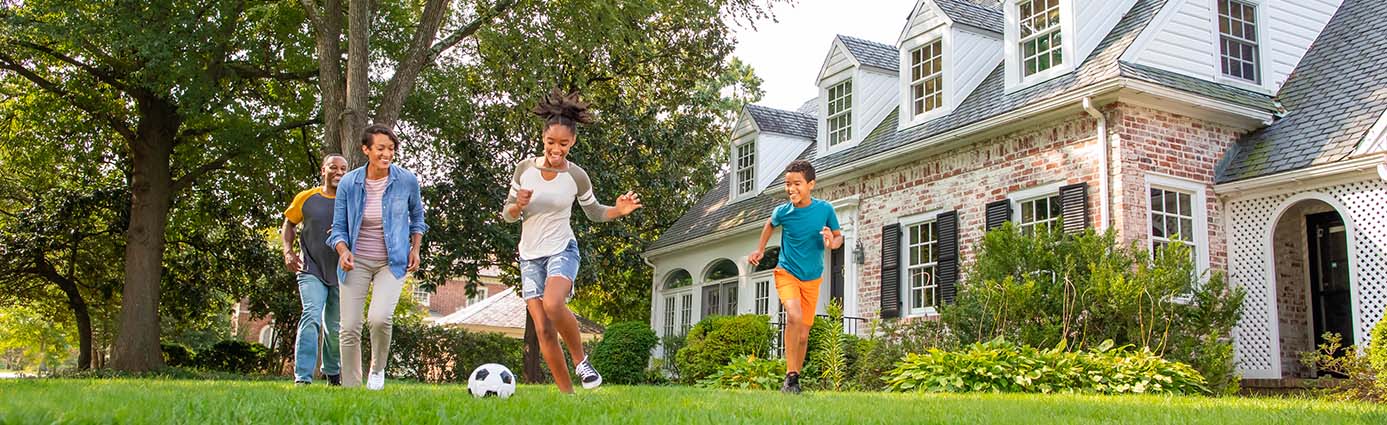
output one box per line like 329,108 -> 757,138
1307,212 -> 1353,358
829,246 -> 845,303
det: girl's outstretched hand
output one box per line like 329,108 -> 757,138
615,191 -> 643,216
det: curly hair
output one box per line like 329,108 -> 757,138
531,88 -> 595,133
785,160 -> 816,182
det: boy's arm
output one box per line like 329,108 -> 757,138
823,228 -> 844,250
748,218 -> 776,265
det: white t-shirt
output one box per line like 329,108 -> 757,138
502,157 -> 612,260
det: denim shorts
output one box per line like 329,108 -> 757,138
519,239 -> 580,300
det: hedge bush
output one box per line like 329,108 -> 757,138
197,340 -> 272,374
942,224 -> 1244,393
696,355 -> 785,390
160,343 -> 197,368
590,322 -> 659,385
371,320 -> 524,384
675,314 -> 775,384
851,319 -> 956,391
884,338 -> 1209,395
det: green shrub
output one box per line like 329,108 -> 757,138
885,338 -> 1209,395
675,314 -> 775,384
851,318 -> 956,391
656,334 -> 685,380
160,343 -> 196,368
942,224 -> 1244,393
1301,332 -> 1384,401
696,355 -> 785,390
803,300 -> 853,391
590,322 -> 659,385
377,321 -> 524,384
1370,314 -> 1387,394
196,340 -> 271,374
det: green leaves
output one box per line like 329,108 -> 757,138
883,338 -> 1211,396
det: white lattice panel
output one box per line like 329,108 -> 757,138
1226,176 -> 1387,379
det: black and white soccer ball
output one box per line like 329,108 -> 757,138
467,363 -> 516,398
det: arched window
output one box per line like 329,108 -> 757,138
661,269 -> 694,337
702,259 -> 740,318
663,269 -> 693,290
258,324 -> 276,347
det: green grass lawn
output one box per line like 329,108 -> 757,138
2,379 -> 1385,424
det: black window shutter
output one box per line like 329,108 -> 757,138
879,223 -> 901,319
936,211 -> 960,304
985,200 -> 1012,231
1059,182 -> 1090,235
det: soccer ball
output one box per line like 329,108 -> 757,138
467,363 -> 516,398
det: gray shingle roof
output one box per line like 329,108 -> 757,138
934,0 -> 1003,33
650,0 -> 1167,252
648,143 -> 815,251
745,104 -> 817,139
1119,62 -> 1275,111
838,35 -> 900,72
1216,0 -> 1387,183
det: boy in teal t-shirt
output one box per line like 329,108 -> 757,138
748,160 -> 842,394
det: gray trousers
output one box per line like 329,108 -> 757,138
338,257 -> 406,387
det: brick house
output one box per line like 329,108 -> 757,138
643,0 -> 1387,381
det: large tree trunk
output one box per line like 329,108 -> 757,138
309,0 -> 346,157
110,97 -> 180,372
340,0 -> 371,167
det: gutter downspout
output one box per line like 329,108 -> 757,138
1082,97 -> 1111,232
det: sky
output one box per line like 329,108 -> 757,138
731,0 -> 918,111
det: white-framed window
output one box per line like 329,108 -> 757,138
827,80 -> 852,147
903,219 -> 939,316
680,293 -> 693,333
734,141 -> 756,196
1018,194 -> 1062,234
910,40 -> 944,117
1018,0 -> 1063,77
411,285 -> 432,307
1217,0 -> 1260,84
754,275 -> 772,315
465,289 -> 488,307
664,296 -> 676,337
1145,174 -> 1210,274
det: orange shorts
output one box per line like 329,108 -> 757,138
774,268 -> 821,326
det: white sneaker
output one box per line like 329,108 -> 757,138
366,371 -> 385,391
575,357 -> 602,389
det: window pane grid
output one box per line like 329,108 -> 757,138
911,40 -> 944,116
735,142 -> 755,195
828,80 -> 852,146
904,221 -> 939,313
664,297 -> 676,336
754,280 -> 770,315
1150,187 -> 1196,261
1019,194 -> 1062,234
680,294 -> 693,333
1018,0 -> 1062,76
1218,0 -> 1259,82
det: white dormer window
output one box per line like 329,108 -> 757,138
734,141 -> 755,196
910,40 -> 943,117
1019,0 -> 1063,77
827,80 -> 853,147
1218,0 -> 1260,84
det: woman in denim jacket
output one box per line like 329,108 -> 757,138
328,125 -> 428,390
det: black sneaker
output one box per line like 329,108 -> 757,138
575,357 -> 603,389
326,374 -> 341,386
782,372 -> 801,395
294,381 -> 310,387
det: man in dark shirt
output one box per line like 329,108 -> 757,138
281,154 -> 348,385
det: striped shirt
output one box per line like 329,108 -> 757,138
501,158 -> 612,260
356,176 -> 389,260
